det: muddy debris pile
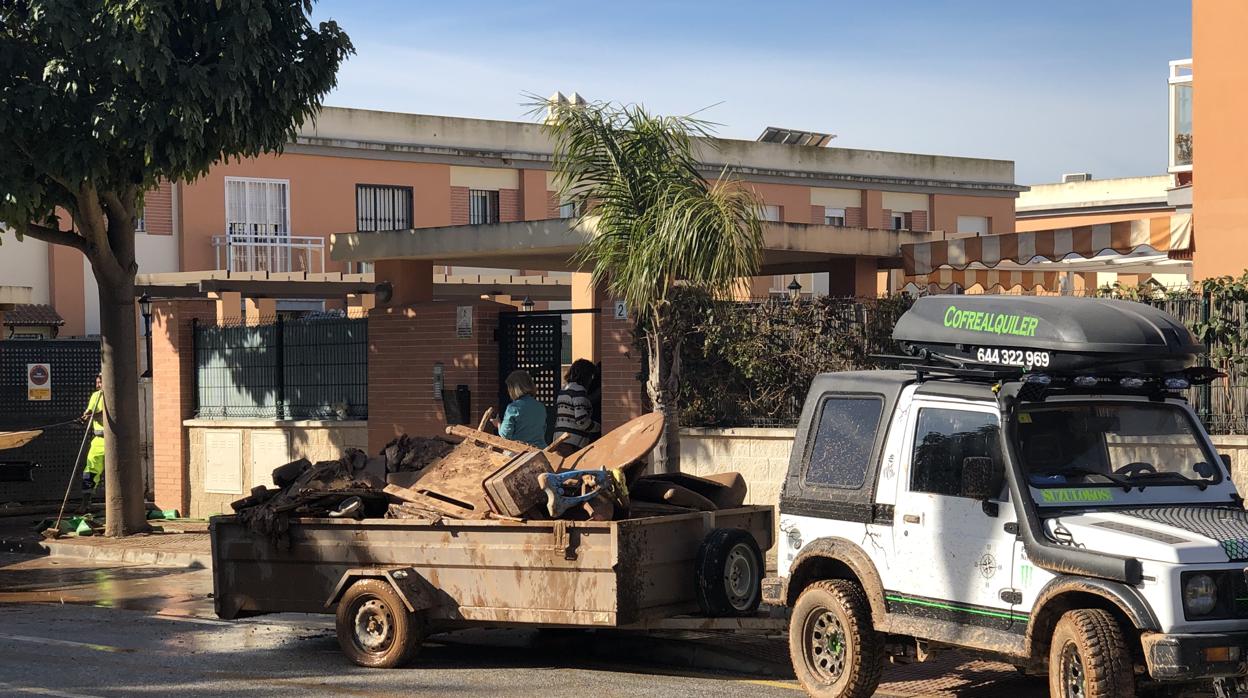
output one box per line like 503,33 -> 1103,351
231,413 -> 748,541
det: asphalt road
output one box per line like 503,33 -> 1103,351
0,553 -> 799,697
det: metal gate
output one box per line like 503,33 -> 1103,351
497,312 -> 564,441
0,339 -> 100,503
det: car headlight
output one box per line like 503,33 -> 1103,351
1184,573 -> 1219,616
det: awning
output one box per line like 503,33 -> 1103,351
902,214 -> 1193,276
903,269 -> 1060,292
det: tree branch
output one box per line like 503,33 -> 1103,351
16,221 -> 91,256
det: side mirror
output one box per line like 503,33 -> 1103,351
962,456 -> 1000,501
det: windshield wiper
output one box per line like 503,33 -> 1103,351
1054,467 -> 1133,490
1122,471 -> 1210,491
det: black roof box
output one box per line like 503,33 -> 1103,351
893,295 -> 1202,374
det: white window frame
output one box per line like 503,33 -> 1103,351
135,212 -> 146,233
224,176 -> 291,238
761,204 -> 782,222
824,207 -> 846,226
892,212 -> 907,231
1168,58 -> 1193,174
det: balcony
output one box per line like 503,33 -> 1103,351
212,227 -> 324,273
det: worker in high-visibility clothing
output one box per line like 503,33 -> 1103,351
80,373 -> 105,503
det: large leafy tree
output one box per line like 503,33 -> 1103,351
0,1 -> 352,534
544,101 -> 764,472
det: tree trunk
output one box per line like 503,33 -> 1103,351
646,310 -> 681,474
97,278 -> 148,536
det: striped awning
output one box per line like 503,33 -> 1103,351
902,214 -> 1193,276
904,270 -> 1061,292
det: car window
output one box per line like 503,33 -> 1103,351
804,396 -> 883,489
910,408 -> 1002,497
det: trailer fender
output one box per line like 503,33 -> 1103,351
325,567 -> 436,613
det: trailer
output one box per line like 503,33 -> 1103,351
211,505 -> 778,667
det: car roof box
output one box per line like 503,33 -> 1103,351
893,295 -> 1203,374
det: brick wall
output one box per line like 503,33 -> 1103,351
367,302 -> 504,452
499,188 -> 521,223
910,210 -> 928,232
881,208 -> 893,230
845,207 -> 863,227
811,205 -> 825,224
598,301 -> 644,431
151,298 -> 216,513
142,181 -> 174,235
547,191 -> 561,219
450,186 -> 470,226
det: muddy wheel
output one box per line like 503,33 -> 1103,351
1048,609 -> 1134,698
789,579 -> 883,698
335,579 -> 425,668
695,528 -> 763,616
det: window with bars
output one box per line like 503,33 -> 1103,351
469,189 -> 500,224
824,207 -> 846,226
356,184 -> 413,232
225,178 -> 290,237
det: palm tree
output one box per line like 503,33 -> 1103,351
542,100 -> 764,473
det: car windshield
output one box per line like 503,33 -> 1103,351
1015,402 -> 1221,489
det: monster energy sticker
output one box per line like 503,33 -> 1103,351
943,305 -> 1040,337
1038,488 -> 1116,505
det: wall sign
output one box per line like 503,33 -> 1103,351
456,306 -> 473,338
26,363 -> 51,401
613,301 -> 628,321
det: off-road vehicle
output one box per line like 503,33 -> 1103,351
764,295 -> 1248,698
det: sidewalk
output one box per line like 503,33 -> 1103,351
0,513 -> 212,568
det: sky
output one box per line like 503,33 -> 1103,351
310,0 -> 1191,185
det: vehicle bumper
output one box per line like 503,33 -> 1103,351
1141,631 -> 1248,681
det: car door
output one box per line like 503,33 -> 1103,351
889,401 -> 1024,632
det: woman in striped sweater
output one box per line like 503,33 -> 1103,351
553,359 -> 600,454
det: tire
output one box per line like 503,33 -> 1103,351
1047,608 -> 1135,698
789,579 -> 883,698
695,528 -> 764,616
335,579 -> 425,668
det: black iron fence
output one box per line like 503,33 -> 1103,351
193,315 -> 367,420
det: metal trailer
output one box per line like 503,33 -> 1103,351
210,505 -> 778,667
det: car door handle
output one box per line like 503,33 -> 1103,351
902,514 -> 921,524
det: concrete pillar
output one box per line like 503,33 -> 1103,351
244,297 -> 276,325
151,298 -> 216,515
863,190 -> 884,229
214,291 -> 242,324
827,257 -> 879,298
375,259 -> 434,306
571,272 -> 602,362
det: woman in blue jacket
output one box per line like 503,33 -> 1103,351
494,370 -> 548,448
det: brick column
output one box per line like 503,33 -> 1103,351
151,298 -> 215,514
598,300 -> 644,432
375,259 -> 433,306
367,301 -> 505,452
827,257 -> 880,298
519,169 -> 550,221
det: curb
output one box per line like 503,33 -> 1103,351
0,536 -> 212,569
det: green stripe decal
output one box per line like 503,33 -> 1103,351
886,594 -> 1029,622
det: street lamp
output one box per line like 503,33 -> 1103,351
522,296 -> 534,312
138,294 -> 153,378
787,277 -> 802,303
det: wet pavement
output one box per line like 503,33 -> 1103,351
0,552 -> 1057,696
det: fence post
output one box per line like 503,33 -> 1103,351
190,318 -> 200,417
274,314 -> 285,420
1200,288 -> 1212,428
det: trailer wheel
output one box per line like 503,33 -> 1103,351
695,528 -> 763,616
789,579 -> 883,698
335,579 -> 425,668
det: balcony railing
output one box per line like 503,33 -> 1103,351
212,228 -> 324,274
